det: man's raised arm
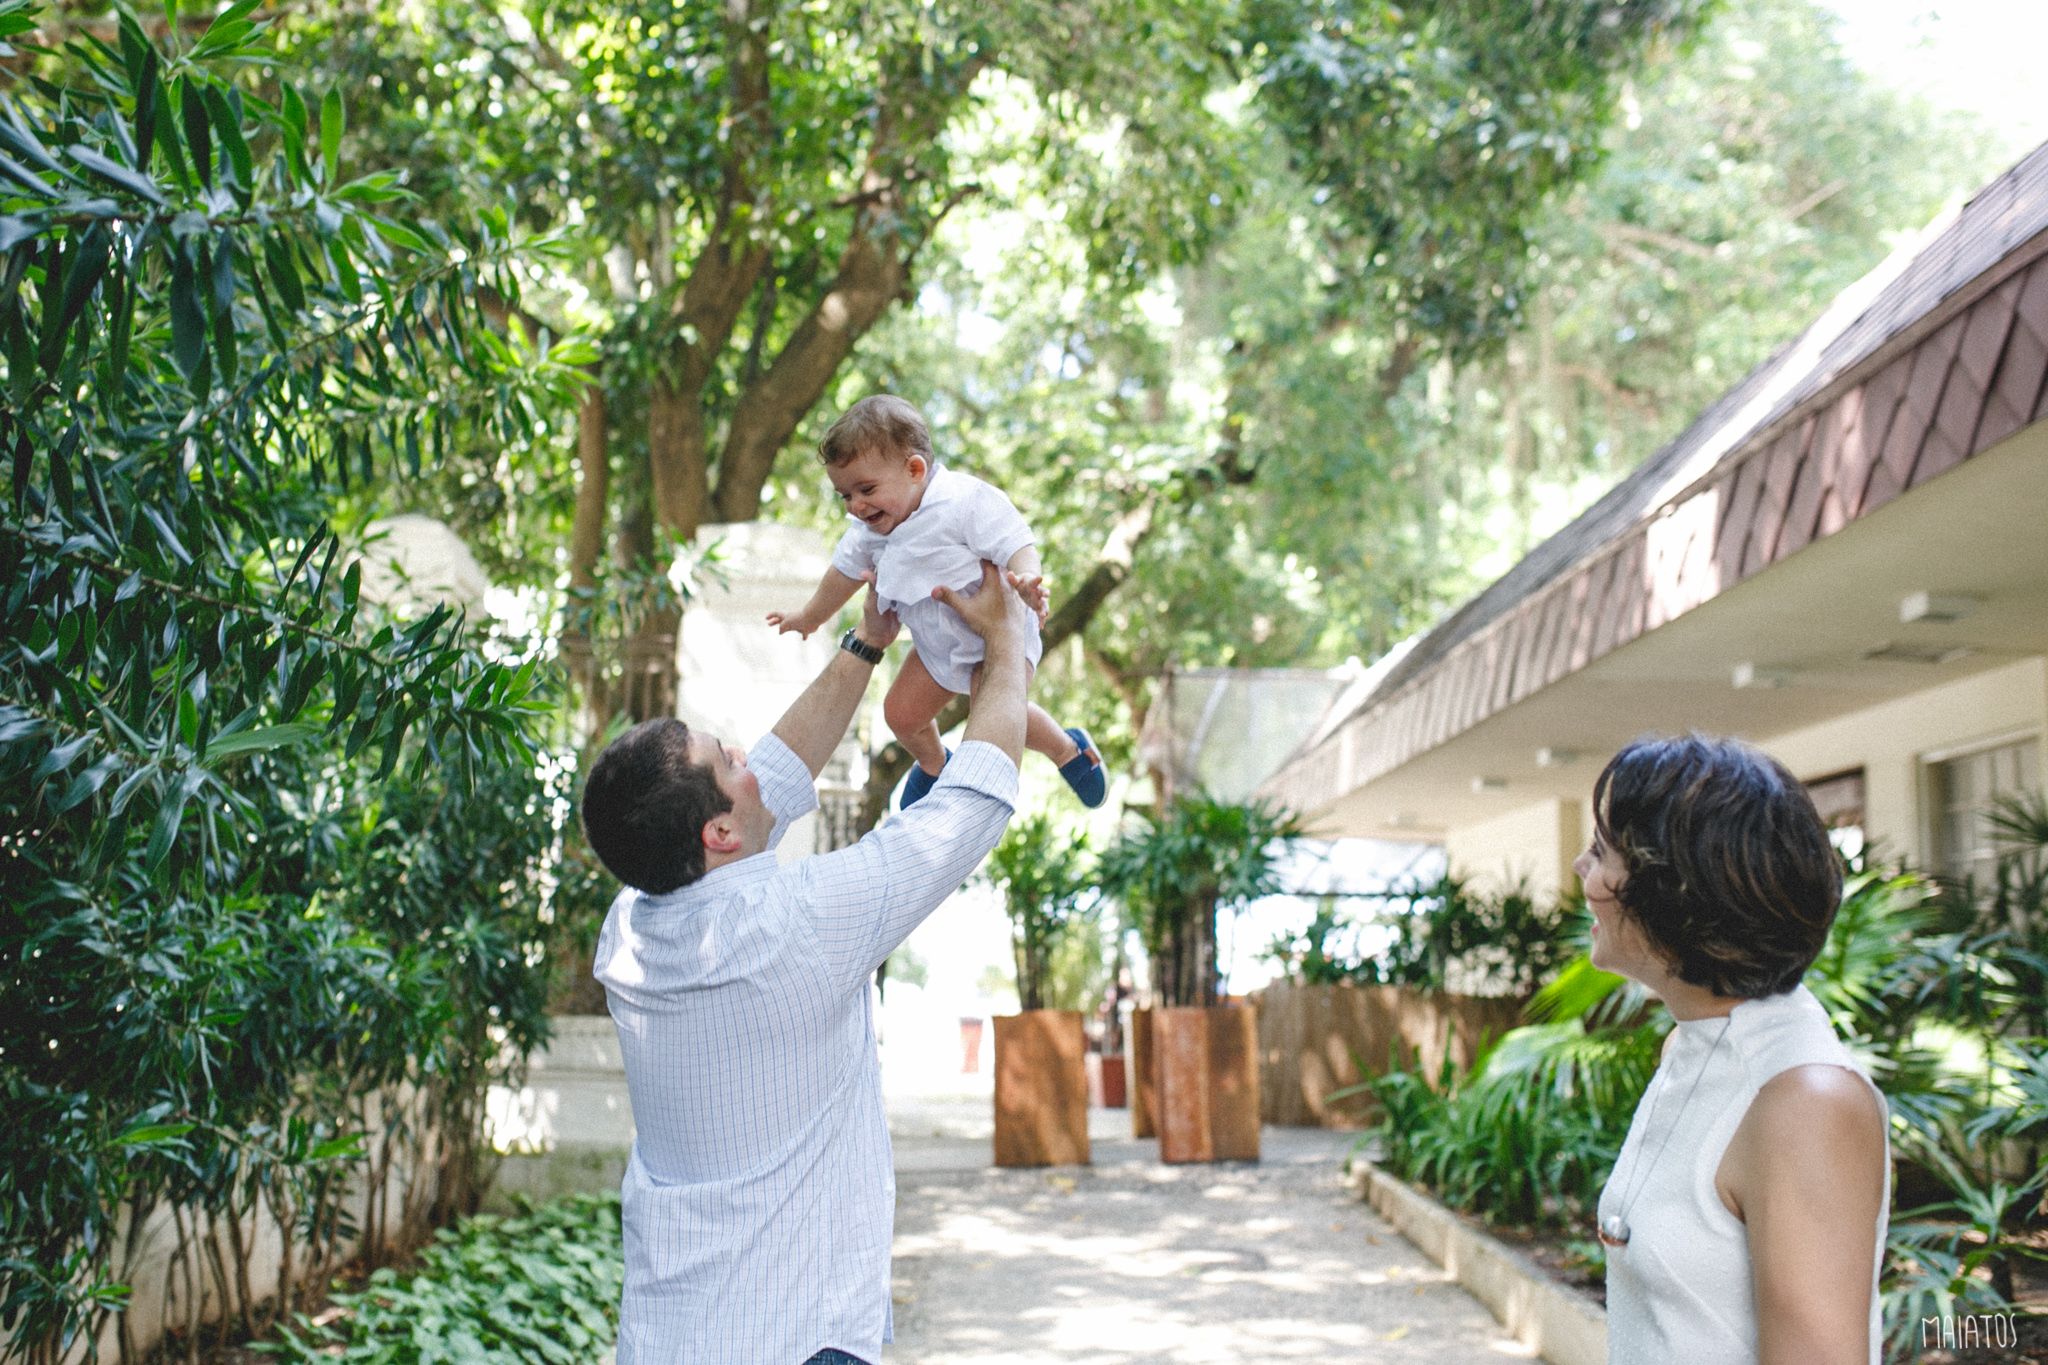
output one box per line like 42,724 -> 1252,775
932,561 -> 1029,768
771,579 -> 899,778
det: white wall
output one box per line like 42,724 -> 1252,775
1442,797 -> 1583,905
1763,655 -> 2047,865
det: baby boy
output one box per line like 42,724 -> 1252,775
767,395 -> 1105,809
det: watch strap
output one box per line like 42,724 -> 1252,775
839,629 -> 884,665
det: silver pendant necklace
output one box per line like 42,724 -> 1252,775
1598,1018 -> 1731,1249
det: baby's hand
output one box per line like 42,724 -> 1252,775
766,609 -> 819,639
1008,572 -> 1051,629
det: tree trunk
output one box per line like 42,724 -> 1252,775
563,376 -> 611,734
1156,891 -> 1220,1008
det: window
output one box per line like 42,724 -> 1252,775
1805,768 -> 1866,866
1932,736 -> 2041,887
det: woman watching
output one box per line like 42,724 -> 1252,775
1581,734 -> 1888,1365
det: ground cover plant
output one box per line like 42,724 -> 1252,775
269,1194 -> 624,1365
0,2 -> 589,1358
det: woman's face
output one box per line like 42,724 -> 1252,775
1574,829 -> 1667,986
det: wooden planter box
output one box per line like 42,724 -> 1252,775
1131,1008 -> 1157,1137
992,1010 -> 1090,1167
1086,1053 -> 1127,1109
1152,1005 -> 1261,1163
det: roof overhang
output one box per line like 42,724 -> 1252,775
1277,420 -> 2048,835
1263,149 -> 2048,831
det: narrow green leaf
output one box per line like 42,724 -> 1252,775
65,145 -> 166,206
263,232 -> 305,313
199,85 -> 250,192
280,83 -> 308,180
310,1133 -> 365,1162
59,220 -> 109,332
202,722 -> 318,758
177,76 -> 211,190
210,229 -> 237,385
131,46 -> 159,173
168,240 -> 206,382
319,87 -> 342,185
328,238 -> 360,304
178,690 -> 197,747
114,1122 -> 196,1146
153,81 -> 187,187
53,753 -> 121,813
0,152 -> 54,198
9,426 -> 29,509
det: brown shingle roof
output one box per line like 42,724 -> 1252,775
1264,140 -> 2048,815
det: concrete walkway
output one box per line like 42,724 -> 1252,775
884,1100 -> 1532,1364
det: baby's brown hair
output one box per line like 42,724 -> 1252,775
819,394 -> 932,469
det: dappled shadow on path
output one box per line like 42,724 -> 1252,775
885,1132 -> 1532,1363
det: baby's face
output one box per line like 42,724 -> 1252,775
828,447 -> 929,535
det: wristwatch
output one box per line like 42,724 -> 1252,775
839,629 -> 885,665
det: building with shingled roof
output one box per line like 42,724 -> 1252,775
1260,141 -> 2048,900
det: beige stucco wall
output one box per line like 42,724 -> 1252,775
1443,797 -> 1583,905
1761,654 -> 2048,866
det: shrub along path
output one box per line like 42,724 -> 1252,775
884,1101 -> 1527,1363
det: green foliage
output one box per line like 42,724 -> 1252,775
1364,957 -> 1664,1228
270,1194 -> 624,1365
0,3 -> 584,1356
1249,0 -> 1712,358
1264,875 -> 1581,995
1098,795 -> 1301,1007
983,810 -> 1093,1012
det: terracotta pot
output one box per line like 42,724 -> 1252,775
1152,1005 -> 1261,1164
992,1010 -> 1090,1167
1130,1008 -> 1157,1138
1089,1054 -> 1127,1109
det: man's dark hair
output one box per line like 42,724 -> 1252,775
818,393 -> 931,469
1593,733 -> 1840,998
579,718 -> 731,895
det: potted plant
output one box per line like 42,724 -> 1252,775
1100,795 -> 1301,1162
984,812 -> 1096,1167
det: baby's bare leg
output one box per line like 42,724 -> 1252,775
1025,704 -> 1080,764
885,651 -> 956,776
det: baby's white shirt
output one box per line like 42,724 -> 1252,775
830,466 -> 1035,614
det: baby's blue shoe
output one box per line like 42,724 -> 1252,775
900,749 -> 951,810
1058,728 -> 1107,808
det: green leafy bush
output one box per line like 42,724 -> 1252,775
270,1195 -> 623,1365
984,810 -> 1096,1013
1363,957 -> 1663,1228
0,0 -> 587,1356
1098,795 -> 1301,1007
1265,874 -> 1581,996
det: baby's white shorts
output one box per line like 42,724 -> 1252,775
898,595 -> 1044,694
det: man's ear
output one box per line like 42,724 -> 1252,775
702,812 -> 744,858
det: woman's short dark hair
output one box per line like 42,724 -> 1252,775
579,718 -> 731,895
1593,733 -> 1840,998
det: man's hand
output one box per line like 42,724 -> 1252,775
933,561 -> 1028,656
938,562 -> 1029,766
854,572 -> 901,652
1008,572 -> 1050,629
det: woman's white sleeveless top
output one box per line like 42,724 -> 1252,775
1598,984 -> 1888,1365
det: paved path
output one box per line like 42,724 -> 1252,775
883,1101 -> 1530,1364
